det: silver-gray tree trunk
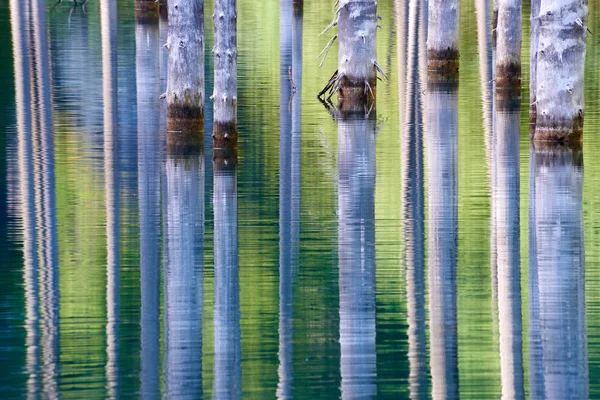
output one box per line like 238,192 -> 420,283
337,0 -> 378,102
495,0 -> 521,89
533,0 -> 588,143
530,0 -> 540,129
212,0 -> 237,149
427,0 -> 459,80
166,0 -> 204,143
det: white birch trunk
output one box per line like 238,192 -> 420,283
213,159 -> 241,399
534,0 -> 588,142
166,0 -> 204,137
337,0 -> 378,101
495,0 -> 521,88
425,83 -> 459,400
212,0 -> 237,148
530,0 -> 541,127
531,144 -> 588,399
338,113 -> 377,400
427,0 -> 459,77
136,13 -> 161,400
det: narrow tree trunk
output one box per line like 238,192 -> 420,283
166,0 -> 204,143
530,143 -> 588,398
165,150 -> 204,399
530,0 -> 540,129
337,0 -> 378,102
495,0 -> 521,89
493,92 -> 524,400
427,0 -> 460,80
213,155 -> 241,399
212,0 -> 237,149
533,1 -> 588,143
136,12 -> 161,400
426,81 -> 459,400
338,110 -> 377,399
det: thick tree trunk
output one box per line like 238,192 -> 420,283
212,0 -> 237,149
427,0 -> 460,80
166,0 -> 204,141
530,0 -> 540,128
337,0 -> 378,102
165,151 -> 204,399
338,111 -> 377,399
533,0 -> 588,143
136,13 -> 161,400
495,0 -> 521,89
426,82 -> 459,400
530,143 -> 588,398
213,156 -> 241,399
493,93 -> 524,400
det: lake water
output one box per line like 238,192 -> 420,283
2,0 -> 600,398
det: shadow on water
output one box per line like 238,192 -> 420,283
529,143 -> 588,400
337,106 -> 377,399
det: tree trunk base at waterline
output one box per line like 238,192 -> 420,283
427,48 -> 459,82
533,113 -> 584,145
213,121 -> 238,150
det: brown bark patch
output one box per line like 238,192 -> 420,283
135,0 -> 158,23
167,103 -> 204,134
338,99 -> 377,121
167,130 -> 203,156
213,121 -> 238,150
338,75 -> 377,102
427,48 -> 460,81
534,112 -> 584,145
496,62 -> 522,91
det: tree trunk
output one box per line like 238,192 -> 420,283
533,1 -> 588,143
135,0 -> 158,23
136,12 -> 161,400
426,82 -> 459,400
530,0 -> 540,129
212,0 -> 237,149
530,143 -> 588,398
337,0 -> 378,102
495,0 -> 521,89
213,155 -> 241,399
493,93 -> 524,400
164,151 -> 204,399
166,0 -> 204,142
338,111 -> 377,399
427,0 -> 460,81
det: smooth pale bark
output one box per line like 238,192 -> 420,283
100,0 -> 120,396
166,0 -> 204,138
136,13 -> 161,400
400,1 -> 428,398
212,0 -> 237,148
495,0 -> 521,88
530,144 -> 588,399
338,112 -> 377,400
534,0 -> 588,142
530,0 -> 540,127
337,0 -> 378,101
213,157 -> 241,399
164,151 -> 204,400
427,0 -> 459,78
493,96 -> 524,400
426,83 -> 459,400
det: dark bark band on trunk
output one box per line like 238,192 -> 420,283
213,120 -> 238,150
534,113 -> 584,145
167,100 -> 204,132
135,0 -> 158,21
496,62 -> 521,91
338,75 -> 377,103
338,102 -> 377,122
496,84 -> 521,112
427,48 -> 459,84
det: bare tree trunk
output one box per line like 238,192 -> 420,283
530,143 -> 588,399
533,1 -> 588,143
136,12 -> 161,400
493,93 -> 524,400
495,0 -> 521,89
212,0 -> 237,148
338,110 -> 377,399
427,0 -> 459,80
213,155 -> 241,399
426,81 -> 459,400
530,0 -> 540,129
337,0 -> 378,102
166,0 -> 204,143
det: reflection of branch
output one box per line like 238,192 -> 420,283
318,96 -> 341,121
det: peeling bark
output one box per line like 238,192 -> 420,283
533,1 -> 588,143
427,0 -> 460,80
167,0 -> 204,139
495,0 -> 521,90
212,0 -> 237,149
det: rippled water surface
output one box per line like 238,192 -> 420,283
3,0 -> 600,398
